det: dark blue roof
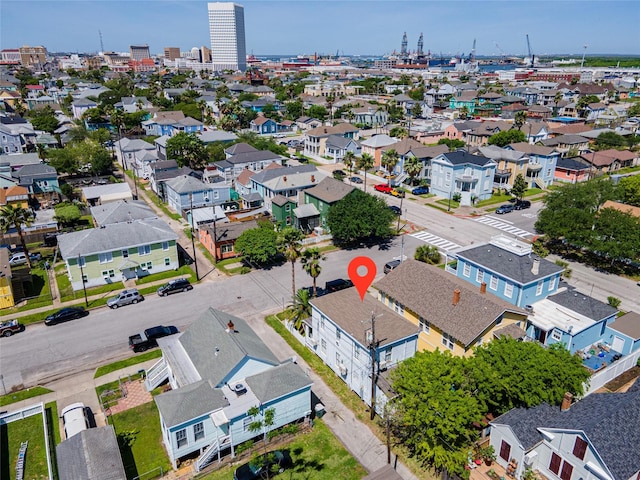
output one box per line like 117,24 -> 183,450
441,150 -> 493,167
556,156 -> 591,171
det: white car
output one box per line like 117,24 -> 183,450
61,402 -> 89,439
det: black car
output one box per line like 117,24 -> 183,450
157,278 -> 193,296
44,307 -> 88,326
514,200 -> 531,210
350,176 -> 363,184
389,205 -> 402,215
495,204 -> 514,214
234,450 -> 292,480
325,278 -> 354,293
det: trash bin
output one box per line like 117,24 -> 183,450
314,403 -> 325,418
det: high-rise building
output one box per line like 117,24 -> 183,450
164,47 -> 181,61
201,46 -> 211,63
129,45 -> 151,61
19,45 -> 47,66
208,2 -> 246,72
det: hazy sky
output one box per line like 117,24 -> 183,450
1,1 -> 639,57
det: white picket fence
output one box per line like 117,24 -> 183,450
584,348 -> 640,396
301,234 -> 332,245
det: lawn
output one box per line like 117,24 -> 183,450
0,266 -> 52,314
107,401 -> 171,480
0,407 -> 51,480
94,350 -> 162,379
0,387 -> 52,408
135,266 -> 196,285
196,420 -> 367,480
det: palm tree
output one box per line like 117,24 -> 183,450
357,153 -> 375,192
301,247 -> 326,297
404,156 -> 423,186
414,245 -> 441,265
0,205 -> 35,269
277,226 -> 305,299
288,288 -> 312,333
514,110 -> 528,131
381,149 -> 399,186
343,151 -> 356,180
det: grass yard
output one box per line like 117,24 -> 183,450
94,350 -> 162,379
197,420 -> 367,480
135,266 -> 196,285
0,407 -> 51,480
0,387 -> 52,408
107,401 -> 171,480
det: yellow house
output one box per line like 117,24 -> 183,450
374,259 -> 528,357
0,248 -> 15,308
0,185 -> 30,209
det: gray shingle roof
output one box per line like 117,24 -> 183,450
547,287 -> 617,321
90,200 -> 156,226
492,381 -> 640,480
246,360 -> 312,404
57,218 -> 177,257
303,177 -> 354,204
455,244 -> 564,285
224,143 -> 258,156
154,380 -> 228,428
250,164 -> 317,185
226,150 -> 282,165
374,260 -> 524,346
203,219 -> 258,242
178,308 -> 279,387
165,175 -> 208,194
56,425 -> 127,480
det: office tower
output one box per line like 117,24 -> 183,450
129,45 -> 151,61
208,2 -> 246,71
164,47 -> 181,61
201,46 -> 212,63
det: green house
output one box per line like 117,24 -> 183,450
302,177 -> 355,230
271,194 -> 297,228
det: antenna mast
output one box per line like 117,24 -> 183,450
98,30 -> 105,53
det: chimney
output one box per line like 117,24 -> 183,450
311,175 -> 315,182
561,392 -> 573,411
226,320 -> 235,332
480,282 -> 487,294
531,258 -> 540,275
452,289 -> 461,305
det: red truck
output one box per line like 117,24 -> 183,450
0,319 -> 24,337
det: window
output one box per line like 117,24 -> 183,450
549,276 -> 557,291
165,257 -> 171,266
536,281 -> 543,295
138,245 -> 151,256
489,275 -> 498,290
194,422 -> 204,442
419,317 -> 430,334
560,461 -> 573,480
549,453 -> 562,474
141,261 -> 153,271
354,347 -> 360,359
442,332 -> 455,350
285,204 -> 291,211
445,171 -> 451,181
243,417 -> 253,432
551,329 -> 562,341
102,270 -> 115,279
78,256 -> 86,267
176,429 -> 187,448
162,241 -> 169,251
393,301 -> 404,315
499,440 -> 511,461
320,315 -> 326,330
504,283 -> 513,298
384,349 -> 392,363
476,270 -> 484,284
336,352 -> 342,365
99,252 -> 113,264
221,244 -> 233,254
122,249 -> 129,258
320,338 -> 326,353
573,437 -> 587,460
463,263 -> 471,277
336,330 -> 341,343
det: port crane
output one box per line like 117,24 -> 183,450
525,34 -> 535,68
468,39 -> 476,62
495,42 -> 506,61
580,44 -> 588,69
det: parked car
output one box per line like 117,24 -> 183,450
0,319 -> 23,337
325,278 -> 354,293
350,176 -> 363,184
107,289 -> 144,309
129,325 -> 179,352
44,307 -> 88,326
384,259 -> 402,274
389,205 -> 402,215
234,450 -> 292,480
390,188 -> 405,198
495,204 -> 514,214
411,186 -> 430,195
157,278 -> 193,297
8,252 -> 41,266
374,184 -> 392,194
514,200 -> 532,210
61,402 -> 90,439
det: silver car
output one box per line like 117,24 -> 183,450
107,289 -> 144,309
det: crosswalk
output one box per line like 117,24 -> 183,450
473,216 -> 534,238
410,230 -> 462,252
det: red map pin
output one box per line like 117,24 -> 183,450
348,256 -> 377,301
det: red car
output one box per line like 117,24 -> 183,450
374,184 -> 392,194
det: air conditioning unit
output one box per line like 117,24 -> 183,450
379,360 -> 390,371
524,451 -> 537,466
308,338 -> 317,347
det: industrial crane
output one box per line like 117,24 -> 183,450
495,42 -> 506,61
525,34 -> 535,68
580,44 -> 588,69
468,39 -> 476,62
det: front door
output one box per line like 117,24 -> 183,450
611,336 -> 625,353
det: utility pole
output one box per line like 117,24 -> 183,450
365,311 -> 382,420
77,254 -> 88,307
396,193 -> 404,233
189,194 -> 200,281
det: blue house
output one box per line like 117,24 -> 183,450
250,116 -> 278,135
451,235 -> 564,308
430,150 -> 496,206
164,175 -> 231,214
12,163 -> 61,205
506,142 -> 560,189
603,311 -> 640,356
146,308 -> 312,471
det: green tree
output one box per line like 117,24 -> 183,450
487,130 -> 527,147
438,138 -> 466,151
247,406 -> 277,479
301,247 -> 325,297
54,203 -> 82,225
28,106 -> 59,133
284,100 -> 303,120
410,101 -> 423,118
381,149 -> 399,186
594,131 -> 627,150
166,132 -> 209,170
403,156 -> 422,186
390,350 -> 482,477
0,205 -> 35,268
48,147 -> 80,174
343,151 -> 356,179
277,226 -> 305,299
235,223 -> 279,266
327,189 -> 394,245
388,126 -> 408,139
511,173 -> 528,200
469,338 -> 591,415
414,245 -> 441,265
627,102 -> 640,117
356,153 -> 375,193
514,110 -> 528,131
307,104 -> 328,122
618,175 -> 640,207
591,207 -> 640,265
288,288 -> 312,333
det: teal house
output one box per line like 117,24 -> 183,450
301,177 -> 354,230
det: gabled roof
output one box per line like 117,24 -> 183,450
13,163 -> 57,183
250,164 -> 316,185
204,219 -> 259,243
306,123 -> 359,137
154,380 -> 228,428
225,149 -> 282,165
382,137 -> 423,155
448,120 -> 482,132
547,286 -> 617,321
58,218 -> 177,257
177,308 -> 280,387
224,142 -> 258,156
507,142 -> 558,156
165,175 -> 209,194
303,177 -> 354,204
435,150 -> 494,167
601,200 -> 640,218
360,134 -> 396,148
492,382 -> 640,480
235,168 -> 255,186
271,194 -> 294,207
541,134 -> 588,146
246,360 -> 312,404
408,144 -> 449,160
325,134 -> 357,149
90,200 -> 156,227
609,311 -> 640,340
555,156 -> 590,171
478,145 -> 527,162
374,260 -> 525,347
